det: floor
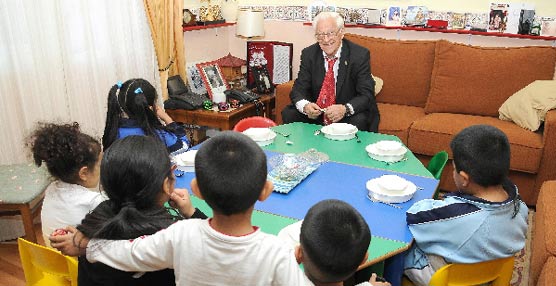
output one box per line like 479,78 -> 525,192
0,223 -> 43,286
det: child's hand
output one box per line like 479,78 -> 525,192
49,226 -> 88,257
51,228 -> 68,236
155,106 -> 174,125
369,273 -> 391,286
169,188 -> 195,218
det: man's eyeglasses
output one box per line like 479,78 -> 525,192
315,29 -> 341,40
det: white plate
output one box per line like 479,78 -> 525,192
321,124 -> 358,141
375,140 -> 403,155
377,175 -> 408,192
172,150 -> 198,172
366,177 -> 417,203
243,128 -> 277,146
365,143 -> 407,162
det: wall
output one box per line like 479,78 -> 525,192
184,21 -> 555,81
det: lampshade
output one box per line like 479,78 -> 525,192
236,8 -> 265,38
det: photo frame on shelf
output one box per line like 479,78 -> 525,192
185,62 -> 207,95
196,61 -> 229,102
252,65 -> 273,94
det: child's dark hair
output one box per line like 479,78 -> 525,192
102,78 -> 169,150
300,199 -> 371,283
78,135 -> 175,239
26,122 -> 101,184
450,125 -> 510,187
194,131 -> 267,215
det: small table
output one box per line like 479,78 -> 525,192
166,95 -> 274,131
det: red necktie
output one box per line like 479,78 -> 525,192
317,57 -> 337,125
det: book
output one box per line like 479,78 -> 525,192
405,6 -> 428,26
488,3 -> 509,33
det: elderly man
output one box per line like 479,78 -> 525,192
281,11 -> 379,132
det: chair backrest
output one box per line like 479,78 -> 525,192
427,151 -> 449,180
429,256 -> 515,286
18,238 -> 78,286
233,116 -> 277,132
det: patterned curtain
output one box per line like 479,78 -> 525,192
143,0 -> 187,100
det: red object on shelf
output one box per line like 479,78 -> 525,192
426,20 -> 448,29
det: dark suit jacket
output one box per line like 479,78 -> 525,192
290,39 -> 379,130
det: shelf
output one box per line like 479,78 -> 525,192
303,22 -> 556,41
183,22 -> 235,32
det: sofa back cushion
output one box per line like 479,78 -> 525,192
345,34 -> 436,107
425,40 -> 556,117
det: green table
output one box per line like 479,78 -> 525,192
267,122 -> 433,178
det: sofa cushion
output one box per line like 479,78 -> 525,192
408,113 -> 543,174
499,80 -> 556,131
345,34 -> 436,107
425,40 -> 556,117
377,103 -> 425,144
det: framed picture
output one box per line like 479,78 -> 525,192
185,62 -> 207,95
252,65 -> 273,94
246,41 -> 293,90
196,61 -> 229,101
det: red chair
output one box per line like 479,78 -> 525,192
233,116 -> 277,132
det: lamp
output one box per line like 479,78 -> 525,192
236,8 -> 265,38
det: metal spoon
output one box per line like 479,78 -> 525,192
354,133 -> 361,143
313,129 -> 322,136
273,130 -> 290,137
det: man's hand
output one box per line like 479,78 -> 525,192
324,104 -> 347,123
303,103 -> 324,119
169,188 -> 195,218
49,226 -> 88,257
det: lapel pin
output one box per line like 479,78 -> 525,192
345,60 -> 348,65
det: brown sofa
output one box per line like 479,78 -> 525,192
530,180 -> 556,286
275,33 -> 556,206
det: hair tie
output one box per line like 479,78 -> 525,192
134,87 -> 143,94
116,81 -> 123,89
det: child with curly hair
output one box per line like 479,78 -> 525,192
26,122 -> 106,247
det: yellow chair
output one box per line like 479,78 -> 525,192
18,238 -> 78,286
429,256 -> 514,286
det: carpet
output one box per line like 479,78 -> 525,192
511,210 -> 534,286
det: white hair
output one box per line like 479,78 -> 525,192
312,11 -> 344,30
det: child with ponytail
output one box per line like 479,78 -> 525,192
75,135 -> 206,285
102,78 -> 190,155
26,122 -> 106,247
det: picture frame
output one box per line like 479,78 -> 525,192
185,62 -> 207,95
246,41 -> 293,90
196,61 -> 229,101
252,65 -> 273,94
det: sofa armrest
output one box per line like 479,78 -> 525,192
275,80 -> 295,124
535,110 -> 556,198
529,180 -> 556,286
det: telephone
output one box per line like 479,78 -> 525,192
224,89 -> 260,104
